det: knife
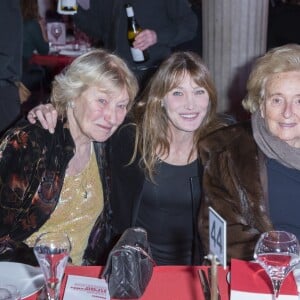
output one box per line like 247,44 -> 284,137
198,269 -> 211,300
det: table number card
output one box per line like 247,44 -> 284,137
63,275 -> 110,300
208,206 -> 227,267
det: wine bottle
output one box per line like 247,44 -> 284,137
125,4 -> 149,63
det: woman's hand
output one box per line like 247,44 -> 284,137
27,104 -> 58,134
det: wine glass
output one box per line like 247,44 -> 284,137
254,230 -> 300,299
51,23 -> 63,42
34,232 -> 71,300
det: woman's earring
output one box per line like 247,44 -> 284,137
68,101 -> 75,109
161,100 -> 164,107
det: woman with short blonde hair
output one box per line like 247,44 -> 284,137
243,44 -> 300,113
199,44 -> 300,261
0,49 -> 138,266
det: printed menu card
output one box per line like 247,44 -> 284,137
63,275 -> 110,300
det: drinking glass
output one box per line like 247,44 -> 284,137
254,230 -> 300,299
34,232 -> 71,300
51,24 -> 63,42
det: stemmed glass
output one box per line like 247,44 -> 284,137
254,230 -> 300,299
34,232 -> 71,300
51,23 -> 63,42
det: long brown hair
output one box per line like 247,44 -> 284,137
133,51 -> 220,181
20,0 -> 39,21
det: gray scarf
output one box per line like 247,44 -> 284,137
251,110 -> 300,170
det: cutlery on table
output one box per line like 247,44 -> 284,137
208,267 -> 221,300
198,269 -> 211,300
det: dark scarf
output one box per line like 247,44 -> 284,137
251,110 -> 300,170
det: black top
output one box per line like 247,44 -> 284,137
110,123 -> 204,265
136,159 -> 200,265
267,158 -> 300,241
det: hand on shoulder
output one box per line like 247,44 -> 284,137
27,104 -> 58,134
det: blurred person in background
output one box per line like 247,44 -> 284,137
21,0 -> 49,67
20,0 -> 50,97
267,0 -> 300,50
0,49 -> 138,266
73,0 -> 198,88
174,0 -> 202,57
0,0 -> 22,135
198,44 -> 300,262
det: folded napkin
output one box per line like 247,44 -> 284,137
230,259 -> 298,300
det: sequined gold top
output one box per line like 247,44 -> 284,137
26,146 -> 103,265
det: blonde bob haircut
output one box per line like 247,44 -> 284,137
242,44 -> 300,113
134,51 -> 219,181
50,49 -> 139,118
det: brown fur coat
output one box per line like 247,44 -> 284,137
198,121 -> 274,262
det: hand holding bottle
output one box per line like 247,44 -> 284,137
126,4 -> 150,63
133,29 -> 157,51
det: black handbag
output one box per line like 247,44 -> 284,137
102,227 -> 155,299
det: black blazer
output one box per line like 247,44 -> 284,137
110,122 -> 144,234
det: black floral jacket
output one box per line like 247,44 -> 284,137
0,118 -> 113,265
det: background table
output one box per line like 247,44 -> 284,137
30,54 -> 75,76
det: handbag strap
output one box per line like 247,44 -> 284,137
122,245 -> 156,266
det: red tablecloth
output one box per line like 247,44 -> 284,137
25,265 -> 229,300
231,259 -> 297,295
30,54 -> 75,75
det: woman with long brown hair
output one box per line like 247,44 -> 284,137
109,51 -> 223,265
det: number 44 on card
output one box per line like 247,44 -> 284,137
208,206 -> 227,267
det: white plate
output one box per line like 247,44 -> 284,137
0,262 -> 44,299
59,49 -> 86,57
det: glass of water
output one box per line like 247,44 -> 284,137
33,232 -> 71,300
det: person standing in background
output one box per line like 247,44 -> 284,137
21,0 -> 50,94
0,0 -> 22,135
21,0 -> 49,67
74,0 -> 198,87
174,0 -> 202,57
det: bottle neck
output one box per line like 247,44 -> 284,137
128,16 -> 135,22
126,5 -> 134,17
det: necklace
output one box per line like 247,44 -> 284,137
62,145 -> 95,202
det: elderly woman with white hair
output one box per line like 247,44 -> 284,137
198,44 -> 300,262
0,49 -> 138,265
